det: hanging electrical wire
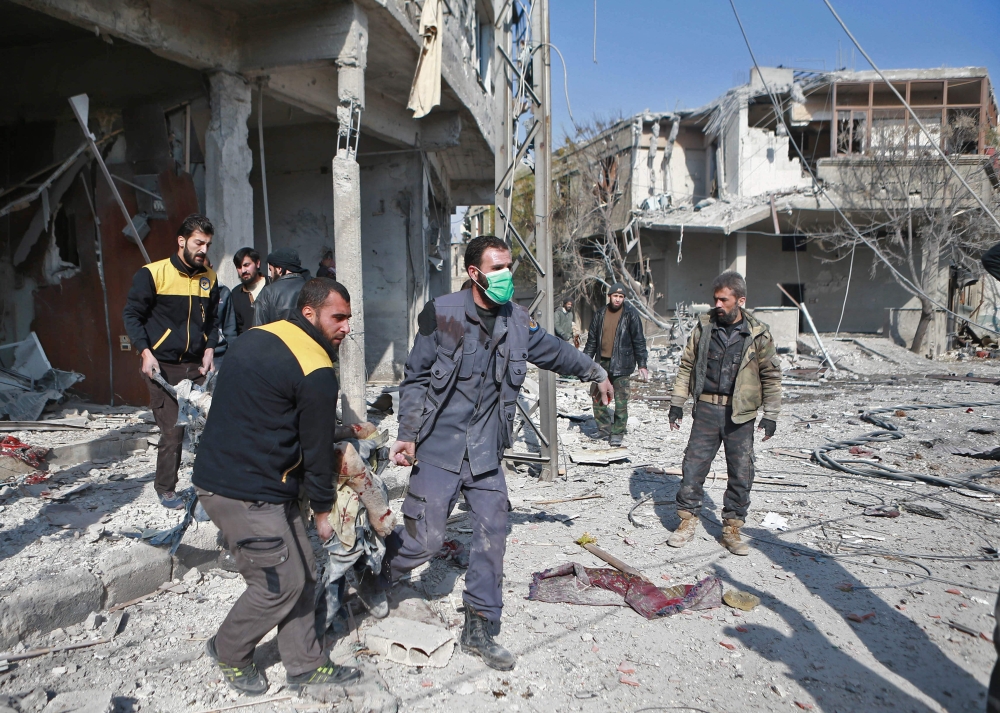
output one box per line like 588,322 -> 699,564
834,239 -> 857,336
726,0 -> 1000,336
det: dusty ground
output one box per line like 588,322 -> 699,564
0,336 -> 998,713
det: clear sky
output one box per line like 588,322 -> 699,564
547,0 -> 1000,141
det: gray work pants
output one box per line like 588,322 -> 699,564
196,488 -> 327,676
384,460 -> 508,623
675,401 -> 756,520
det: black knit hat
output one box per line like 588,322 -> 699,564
608,282 -> 626,295
267,247 -> 305,273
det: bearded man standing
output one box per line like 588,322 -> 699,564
583,283 -> 648,446
667,271 -> 782,555
123,214 -> 218,510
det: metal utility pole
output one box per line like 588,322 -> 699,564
494,0 -> 559,480
531,0 -> 558,480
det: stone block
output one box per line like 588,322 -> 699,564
41,689 -> 113,713
0,568 -> 102,648
97,543 -> 172,607
171,520 -> 221,579
48,437 -> 148,467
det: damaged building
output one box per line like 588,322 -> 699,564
552,66 -> 1000,355
0,0 -> 497,408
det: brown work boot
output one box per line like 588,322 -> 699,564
667,510 -> 698,548
721,519 -> 750,556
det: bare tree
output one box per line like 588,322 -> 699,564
541,117 -> 669,329
805,115 -> 1000,353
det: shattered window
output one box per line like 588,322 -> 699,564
870,109 -> 907,154
837,110 -> 867,155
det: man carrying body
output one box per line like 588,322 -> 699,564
231,248 -> 269,336
554,299 -> 575,342
193,278 -> 363,697
254,247 -> 310,326
583,283 -> 649,446
667,271 -> 782,556
386,235 -> 613,670
123,214 -> 218,510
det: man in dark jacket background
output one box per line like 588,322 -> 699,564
123,214 -> 218,510
254,247 -> 310,326
583,283 -> 649,446
231,247 -> 269,335
193,278 -> 361,699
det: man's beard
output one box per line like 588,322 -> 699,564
239,269 -> 258,285
183,246 -> 205,267
712,305 -> 741,324
608,301 -> 623,312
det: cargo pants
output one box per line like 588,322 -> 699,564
144,362 -> 205,495
383,460 -> 508,624
196,488 -> 328,676
675,401 -> 756,520
590,357 -> 631,436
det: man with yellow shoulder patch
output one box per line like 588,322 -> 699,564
123,214 -> 218,510
191,278 -> 364,700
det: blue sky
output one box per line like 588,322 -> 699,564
548,0 -> 1000,140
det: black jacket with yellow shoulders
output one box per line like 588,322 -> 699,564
123,253 -> 219,363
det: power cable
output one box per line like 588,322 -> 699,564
811,401 -> 1000,495
834,238 -> 856,336
726,0 -> 1000,337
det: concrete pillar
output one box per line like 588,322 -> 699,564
205,72 -> 253,288
333,155 -> 365,422
332,6 -> 368,423
735,231 -> 747,276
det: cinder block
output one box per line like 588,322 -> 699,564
0,567 -> 103,648
97,542 -> 172,607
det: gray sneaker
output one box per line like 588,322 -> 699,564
158,491 -> 185,510
354,572 -> 389,619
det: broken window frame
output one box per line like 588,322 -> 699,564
831,77 -> 994,158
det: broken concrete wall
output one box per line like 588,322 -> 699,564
641,228 -> 913,334
249,122 -> 430,382
633,123 -> 708,207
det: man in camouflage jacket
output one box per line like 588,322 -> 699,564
667,271 -> 782,555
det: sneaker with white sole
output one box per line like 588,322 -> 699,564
158,491 -> 185,510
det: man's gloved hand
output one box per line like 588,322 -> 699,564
668,406 -> 683,430
758,418 -> 777,441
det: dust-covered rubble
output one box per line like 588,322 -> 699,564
0,337 -> 997,712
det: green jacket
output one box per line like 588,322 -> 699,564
670,309 -> 782,424
553,307 -> 574,341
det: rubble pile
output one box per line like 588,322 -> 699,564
0,337 -> 996,711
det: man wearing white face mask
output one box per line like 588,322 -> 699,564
386,235 -> 614,671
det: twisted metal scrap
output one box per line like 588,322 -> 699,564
812,401 -> 1000,496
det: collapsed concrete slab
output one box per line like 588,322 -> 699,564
0,567 -> 103,648
96,543 -> 172,608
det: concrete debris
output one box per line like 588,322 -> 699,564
569,447 -> 630,465
760,512 -> 790,531
39,689 -> 112,713
0,340 -> 995,710
365,618 -> 455,668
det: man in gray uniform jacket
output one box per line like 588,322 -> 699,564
387,235 -> 613,671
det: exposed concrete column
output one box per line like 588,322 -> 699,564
333,4 -> 368,423
205,72 -> 253,288
735,231 -> 747,276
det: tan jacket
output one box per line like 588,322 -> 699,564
670,309 -> 782,424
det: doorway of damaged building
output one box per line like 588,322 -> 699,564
0,1 -> 208,405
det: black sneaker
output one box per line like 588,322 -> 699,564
287,663 -> 362,699
206,636 -> 268,695
460,606 -> 515,671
